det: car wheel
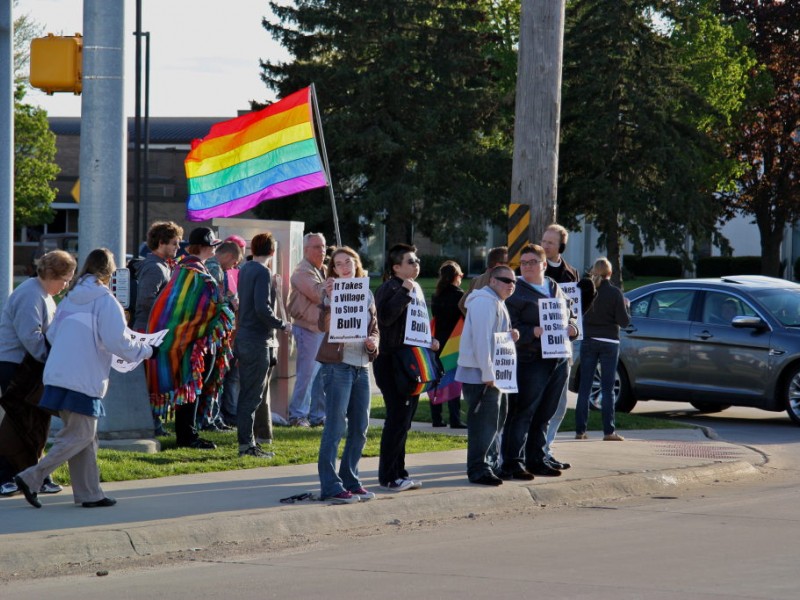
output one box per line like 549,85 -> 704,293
586,364 -> 636,413
783,365 -> 800,426
689,401 -> 731,414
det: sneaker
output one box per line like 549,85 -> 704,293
327,490 -> 359,504
603,432 -> 625,441
350,487 -> 376,501
178,438 -> 217,450
239,445 -> 275,458
289,417 -> 311,428
40,479 -> 63,494
309,418 -> 326,427
405,478 -> 422,490
381,478 -> 414,492
575,432 -> 588,440
0,481 -> 19,496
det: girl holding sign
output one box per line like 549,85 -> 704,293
374,243 -> 439,492
316,247 -> 379,504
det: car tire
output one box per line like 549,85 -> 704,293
689,401 -> 731,414
782,364 -> 800,426
586,364 -> 636,413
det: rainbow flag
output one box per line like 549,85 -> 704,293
185,86 -> 328,221
428,317 -> 463,405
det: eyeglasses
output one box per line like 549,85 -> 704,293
406,258 -> 421,265
493,276 -> 516,285
520,259 -> 541,267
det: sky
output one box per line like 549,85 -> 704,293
19,0 -> 289,118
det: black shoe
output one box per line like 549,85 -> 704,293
82,497 -> 117,508
449,421 -> 467,429
470,473 -> 503,486
511,469 -> 535,481
528,463 -> 562,477
14,476 -> 41,508
432,421 -> 447,428
546,458 -> 571,470
178,438 -> 217,450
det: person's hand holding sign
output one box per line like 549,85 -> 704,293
511,328 -> 520,343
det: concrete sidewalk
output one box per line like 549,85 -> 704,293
0,426 -> 765,577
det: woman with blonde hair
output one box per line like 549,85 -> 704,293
574,257 -> 631,442
14,249 -> 157,509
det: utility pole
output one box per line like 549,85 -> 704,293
510,0 -> 566,243
0,1 -> 13,310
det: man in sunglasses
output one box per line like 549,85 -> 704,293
457,266 -> 519,486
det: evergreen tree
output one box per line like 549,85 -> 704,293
259,0 -> 510,247
558,0 -> 727,282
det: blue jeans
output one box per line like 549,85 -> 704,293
575,338 -> 620,436
501,357 -> 567,473
288,325 -> 326,422
317,363 -> 371,498
235,339 -> 274,449
219,358 -> 240,426
545,362 -> 570,458
463,383 -> 507,481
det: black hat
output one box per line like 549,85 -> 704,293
188,227 -> 222,247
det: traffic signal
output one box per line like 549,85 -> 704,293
29,34 -> 83,95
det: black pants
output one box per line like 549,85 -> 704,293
175,402 -> 199,446
374,353 -> 419,486
430,397 -> 462,426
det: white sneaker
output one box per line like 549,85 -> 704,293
405,479 -> 422,490
0,481 -> 19,496
327,490 -> 360,504
381,478 -> 414,492
39,480 -> 64,494
350,487 -> 376,501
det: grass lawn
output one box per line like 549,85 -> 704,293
50,392 -> 687,485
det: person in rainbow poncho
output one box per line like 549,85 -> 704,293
145,227 -> 234,449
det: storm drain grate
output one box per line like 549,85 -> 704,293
650,442 -> 744,460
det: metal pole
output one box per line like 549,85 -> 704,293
78,0 -> 126,267
142,31 -> 150,242
0,1 -> 13,308
309,83 -> 341,246
132,0 -> 142,253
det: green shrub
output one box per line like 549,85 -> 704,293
418,254 -> 460,278
696,256 -> 762,277
624,255 -> 683,277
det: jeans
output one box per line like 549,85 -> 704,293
235,339 -> 274,449
317,363 -> 371,498
219,358 -> 240,426
374,352 -> 418,486
288,325 -> 326,422
501,357 -> 567,473
575,338 -> 620,436
545,362 -> 571,458
463,383 -> 507,481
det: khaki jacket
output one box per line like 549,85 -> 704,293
287,258 -> 326,332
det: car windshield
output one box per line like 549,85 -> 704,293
751,289 -> 800,327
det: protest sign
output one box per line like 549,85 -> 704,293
328,277 -> 370,342
493,331 -> 518,393
112,328 -> 168,373
559,282 -> 583,341
538,297 -> 572,359
403,281 -> 432,347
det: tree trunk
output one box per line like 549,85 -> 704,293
755,200 -> 785,277
605,220 -> 623,289
511,0 -> 565,242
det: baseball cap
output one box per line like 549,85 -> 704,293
188,227 -> 222,247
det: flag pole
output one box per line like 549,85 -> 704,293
310,83 -> 342,246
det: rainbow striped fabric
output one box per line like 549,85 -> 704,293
185,86 -> 328,221
428,317 -> 463,404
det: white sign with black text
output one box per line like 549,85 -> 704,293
403,281 -> 432,348
559,282 -> 583,341
111,328 -> 168,373
493,331 -> 518,393
539,297 -> 572,359
328,277 -> 370,342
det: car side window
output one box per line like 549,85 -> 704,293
639,290 -> 695,321
701,292 -> 756,325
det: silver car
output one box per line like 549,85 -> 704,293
568,275 -> 800,425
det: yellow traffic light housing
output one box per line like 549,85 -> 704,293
30,34 -> 83,95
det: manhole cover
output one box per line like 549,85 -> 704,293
651,442 -> 743,459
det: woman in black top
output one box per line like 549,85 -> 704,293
430,261 -> 466,428
575,257 -> 631,441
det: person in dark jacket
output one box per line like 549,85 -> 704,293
575,257 -> 631,441
500,244 -> 578,480
374,243 -> 439,492
430,260 -> 466,428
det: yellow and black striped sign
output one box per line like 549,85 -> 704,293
507,203 -> 530,270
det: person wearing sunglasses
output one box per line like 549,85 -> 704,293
373,243 -> 439,492
500,243 -> 579,481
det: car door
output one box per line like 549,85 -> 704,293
624,288 -> 697,400
687,291 -> 772,402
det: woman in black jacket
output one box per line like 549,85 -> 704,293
430,261 -> 466,428
575,258 -> 631,441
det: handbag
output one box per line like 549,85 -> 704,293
393,345 -> 444,396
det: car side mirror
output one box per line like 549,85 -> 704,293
731,315 -> 766,330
